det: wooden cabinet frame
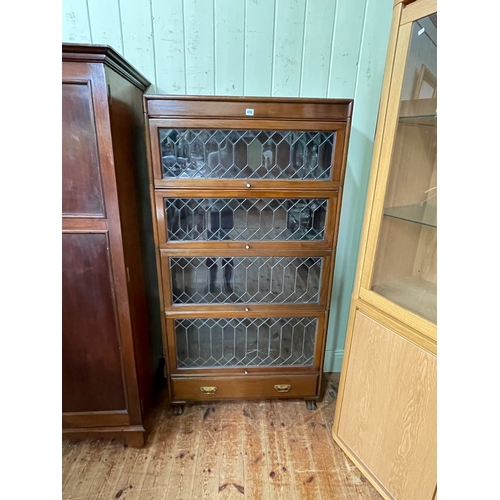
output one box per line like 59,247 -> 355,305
148,116 -> 350,190
154,189 -> 341,251
143,95 -> 353,411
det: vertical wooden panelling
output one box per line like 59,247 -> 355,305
300,0 -> 336,97
61,0 -> 394,372
244,0 -> 275,96
87,0 -> 123,53
62,0 -> 91,43
272,0 -> 306,96
325,0 -> 393,369
184,0 -> 215,95
215,0 -> 245,96
119,0 -> 156,86
152,0 -> 186,94
327,0 -> 367,98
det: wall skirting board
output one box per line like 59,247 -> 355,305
323,350 -> 344,373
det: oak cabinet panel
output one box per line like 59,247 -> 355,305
337,310 -> 436,500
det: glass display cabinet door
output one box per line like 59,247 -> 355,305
158,129 -> 335,180
167,256 -> 324,305
163,196 -> 329,243
174,316 -> 318,369
366,13 -> 437,327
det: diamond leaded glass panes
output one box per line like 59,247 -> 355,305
159,129 -> 335,179
165,198 -> 328,242
170,256 -> 322,304
175,317 -> 317,368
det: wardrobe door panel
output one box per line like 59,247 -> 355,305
62,232 -> 126,413
62,81 -> 105,217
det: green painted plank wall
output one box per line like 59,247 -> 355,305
62,0 -> 393,372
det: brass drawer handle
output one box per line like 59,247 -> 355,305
274,384 -> 291,393
200,386 -> 217,395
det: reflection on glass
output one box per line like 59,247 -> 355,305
175,317 -> 317,368
170,256 -> 322,304
165,198 -> 327,242
370,13 -> 437,324
159,129 -> 335,180
383,203 -> 436,228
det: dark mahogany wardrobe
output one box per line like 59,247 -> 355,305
62,44 -> 160,447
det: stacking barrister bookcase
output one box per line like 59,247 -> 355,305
144,96 -> 352,414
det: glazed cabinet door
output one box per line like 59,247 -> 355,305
154,189 -> 339,251
148,120 -> 348,191
359,4 -> 437,340
155,189 -> 338,248
161,251 -> 331,310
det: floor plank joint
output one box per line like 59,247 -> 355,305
62,374 -> 382,499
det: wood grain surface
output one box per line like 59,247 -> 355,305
336,311 -> 437,500
62,374 -> 383,500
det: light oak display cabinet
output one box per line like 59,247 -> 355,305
332,1 -> 437,500
144,96 -> 353,413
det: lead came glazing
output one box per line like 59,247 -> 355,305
165,198 -> 328,241
175,317 -> 317,368
170,256 -> 322,304
159,129 -> 335,179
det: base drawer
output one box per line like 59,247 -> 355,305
171,373 -> 319,402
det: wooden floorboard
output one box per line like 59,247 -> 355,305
62,374 -> 382,500
242,401 -> 271,500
